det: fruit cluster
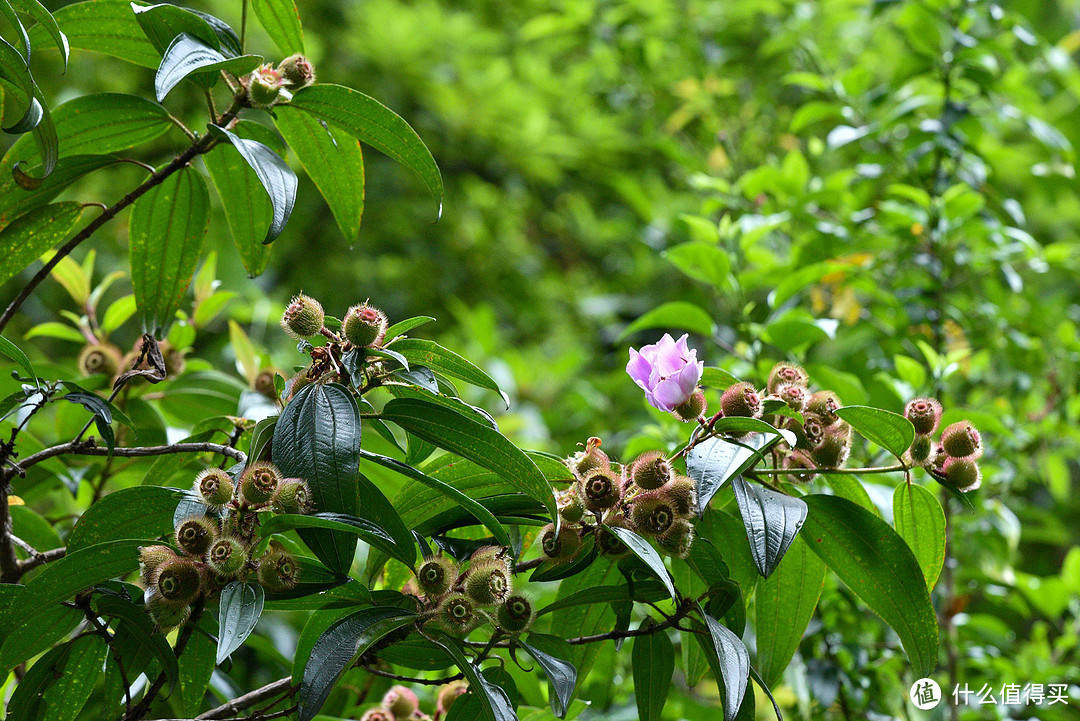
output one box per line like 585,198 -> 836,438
138,462 -> 311,629
407,546 -> 534,637
903,398 -> 984,492
359,681 -> 468,721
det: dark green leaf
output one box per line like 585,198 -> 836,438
631,621 -> 674,721
0,1 -> 30,62
356,472 -> 416,569
384,315 -> 435,341
430,632 -> 515,721
26,0 -> 158,67
129,165 -> 209,334
177,617 -> 216,715
0,202 -> 83,286
697,607 -> 750,721
730,477 -> 807,578
38,634 -> 105,719
834,405 -> 915,460
549,559 -> 618,689
272,382 -> 361,574
801,494 -> 939,676
252,0 -> 304,53
288,83 -> 442,215
0,601 -> 80,673
212,124 -> 297,243
387,338 -> 506,403
51,93 -> 172,158
536,581 -> 667,617
0,155 -> 115,229
94,594 -> 179,694
0,333 -> 36,381
0,37 -> 56,179
7,640 -> 74,720
10,0 -> 68,68
259,512 -> 407,565
605,525 -> 675,599
892,482 -> 947,588
63,390 -> 115,451
133,2 -> 240,56
296,606 -> 418,721
520,633 -> 578,718
217,581 -> 264,664
688,433 -> 782,516
154,34 -> 260,102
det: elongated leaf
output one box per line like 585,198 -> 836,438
801,494 -> 939,676
7,642 -> 73,719
688,433 -> 781,515
272,382 -> 361,574
289,83 -> 442,214
730,477 -> 807,578
129,166 -> 209,334
155,34 -> 260,101
697,608 -> 750,721
380,397 -> 557,522
0,155 -> 114,229
834,405 -> 915,459
359,449 -> 510,548
632,622 -> 674,721
537,581 -> 666,617
217,581 -> 264,663
63,390 -> 116,451
259,511 -> 409,566
177,617 -> 216,715
430,632 -> 515,721
133,2 -> 238,53
52,93 -> 172,158
605,525 -> 676,598
274,106 -> 363,243
213,124 -> 297,243
0,37 -> 57,179
520,634 -> 578,718
384,315 -> 435,341
356,472 -> 417,569
297,606 -> 418,721
26,0 -> 158,67
0,202 -> 83,286
618,301 -> 715,341
39,635 -> 106,721
0,1 -> 30,61
10,0 -> 68,69
387,338 -> 506,403
754,536 -> 826,686
549,559 -> 618,689
0,333 -> 36,381
252,0 -> 303,53
892,482 -> 947,588
94,594 -> 179,694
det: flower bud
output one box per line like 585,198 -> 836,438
277,53 -> 316,88
581,469 -> 621,513
629,493 -> 677,536
904,434 -> 937,467
271,479 -> 311,515
146,591 -> 190,630
246,64 -> 285,108
430,593 -> 481,636
566,437 -> 609,479
155,557 -> 203,604
495,595 -> 534,634
767,363 -> 808,394
437,681 -> 469,716
811,424 -> 851,469
254,369 -> 279,399
139,545 -> 177,585
239,461 -> 282,505
941,421 -> 982,460
416,556 -> 458,597
905,398 -> 943,436
656,519 -> 695,558
195,468 -> 235,509
942,457 -> 982,492
78,343 -> 122,377
777,383 -> 808,412
538,523 -> 581,562
558,492 -> 585,524
463,560 -> 512,606
342,303 -> 389,348
628,451 -> 673,491
782,450 -> 817,482
382,685 -> 419,719
469,545 -> 510,568
175,515 -> 218,556
806,390 -> 842,426
280,294 -> 325,339
257,546 -> 300,592
720,382 -> 762,419
671,389 -> 707,422
206,536 -> 246,578
661,475 -> 696,517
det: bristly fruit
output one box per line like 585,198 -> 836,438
538,523 -> 581,561
271,479 -> 311,515
811,423 -> 852,469
777,383 -> 808,412
382,685 -> 419,720
277,53 -> 316,88
246,64 -> 286,108
154,557 -> 203,604
566,436 -> 609,479
175,515 -> 218,556
628,450 -> 673,491
660,475 -> 696,517
806,390 -> 842,425
239,461 -> 282,505
342,302 -> 389,348
257,546 -> 300,592
146,591 -> 190,630
941,457 -> 982,492
671,388 -> 707,422
280,293 -> 325,339
629,493 -> 677,536
801,413 -> 827,448
437,681 -> 469,717
596,519 -> 631,558
78,343 -> 122,377
206,536 -> 246,578
558,491 -> 585,524
495,595 -> 534,634
358,709 -> 395,721
904,397 -> 943,435
195,468 -> 234,508
463,559 -> 512,606
430,593 -> 480,636
720,382 -> 762,419
941,420 -> 982,460
581,469 -> 621,512
416,556 -> 458,597
139,545 -> 177,584
783,449 -> 817,482
767,362 -> 809,394
904,434 -> 937,467
656,519 -> 695,558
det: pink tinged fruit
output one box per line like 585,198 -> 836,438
626,333 -> 704,413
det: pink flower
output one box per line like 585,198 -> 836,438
626,333 -> 704,413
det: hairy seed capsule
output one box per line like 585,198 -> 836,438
463,560 -> 512,606
382,685 -> 419,720
342,303 -> 389,348
811,424 -> 851,469
941,421 -> 982,460
359,709 -> 395,721
661,475 -> 697,517
155,558 -> 203,604
777,383 -> 808,412
437,680 -> 469,716
782,450 -> 817,482
195,468 -> 235,508
942,457 -> 982,493
630,494 -> 677,536
720,382 -> 762,419
538,523 -> 581,562
239,461 -> 282,505
628,451 -> 673,491
78,343 -> 122,377
175,516 -> 218,556
671,389 -> 707,422
271,479 -> 311,515
566,437 -> 609,479
596,520 -> 631,558
277,53 -> 316,88
767,363 -> 809,394
139,545 -> 177,585
656,519 -> 695,558
495,595 -> 534,634
430,593 -> 480,636
581,469 -> 621,512
280,293 -> 325,339
801,413 -> 827,448
257,547 -> 300,592
904,434 -> 937,467
416,556 -> 458,597
806,390 -> 842,426
146,591 -> 190,630
558,492 -> 585,524
206,536 -> 246,578
905,397 -> 943,436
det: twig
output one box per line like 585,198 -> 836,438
16,546 -> 65,575
195,676 -> 294,719
360,664 -> 463,686
124,601 -> 205,720
7,440 -> 247,479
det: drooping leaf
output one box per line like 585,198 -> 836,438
0,37 -> 57,179
387,338 -> 506,404
697,607 -> 751,721
296,606 -> 418,721
549,559 -> 619,688
26,0 -> 158,67
801,494 -> 939,676
133,2 -> 241,56
217,581 -> 264,664
892,482 -> 947,588
128,166 -> 210,334
834,405 -> 915,460
604,525 -> 676,599
288,83 -> 442,215
0,202 -> 83,286
430,632 -> 516,721
176,616 -> 216,716
154,33 -> 260,102
520,634 -> 578,719
259,512 -> 408,566
0,333 -> 37,381
631,621 -> 674,721
93,594 -> 179,694
0,155 -> 115,229
754,535 -> 826,686
0,1 -> 30,62
272,382 -> 361,574
10,0 -> 69,69
212,124 -> 297,244
252,0 -> 304,53
62,390 -> 116,451
730,477 -> 807,578
38,635 -> 106,721
687,433 -> 782,515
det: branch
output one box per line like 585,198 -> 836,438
752,463 -> 906,476
124,601 -> 204,720
16,546 -> 65,575
7,440 -> 247,479
195,676 -> 294,719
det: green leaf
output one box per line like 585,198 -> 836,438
536,581 -> 666,617
892,482 -> 947,588
605,525 -> 676,598
272,382 -> 362,574
834,405 -> 915,460
212,124 -> 297,244
252,0 -> 303,53
0,333 -> 36,381
0,202 -> 83,286
26,0 -> 158,67
687,433 -> 783,516
129,166 -> 209,334
0,155 -> 114,230
24,321 -> 84,343
730,477 -> 808,578
0,1 -> 30,62
297,606 -> 418,721
102,294 -> 138,334
662,240 -> 730,286
801,494 -> 939,676
700,366 -> 742,389
217,581 -> 264,664
550,560 -> 618,690
359,449 -> 510,549
632,621 -> 674,721
386,338 -> 505,403
288,83 -> 442,215
54,93 -> 172,158
274,105 -> 363,243
259,511 -> 407,565
203,119 -> 281,275
519,634 -> 577,718
430,632 -> 516,721
94,594 -> 179,695
379,397 -> 557,523
618,301 -> 714,342
697,608 -> 750,721
0,36 -> 57,180
893,355 -> 926,389
133,2 -> 241,56
177,617 -> 216,716
10,0 -> 69,69
62,390 -> 116,452
155,34 -> 260,102
754,536 -> 826,686
384,315 -> 435,341
356,472 -> 417,568
11,635 -> 104,721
